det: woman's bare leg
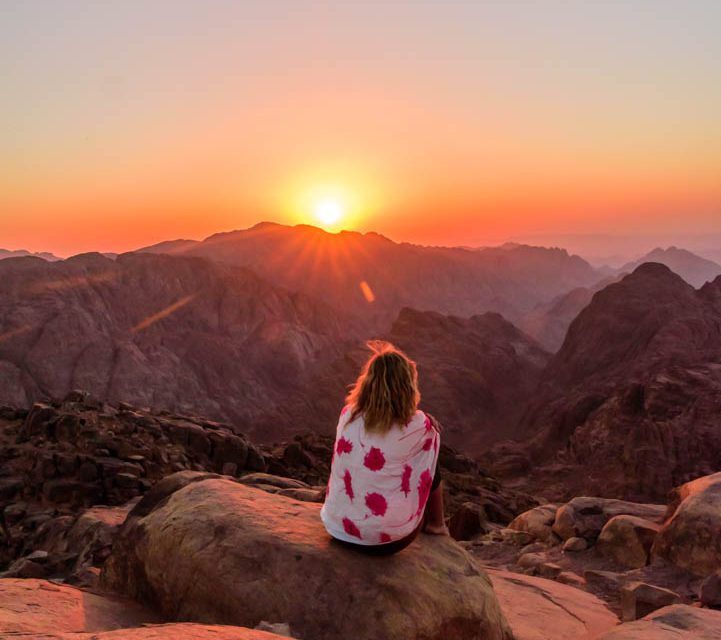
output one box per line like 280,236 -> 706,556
423,481 -> 449,535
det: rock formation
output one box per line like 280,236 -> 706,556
498,263 -> 721,501
102,473 -> 514,640
652,472 -> 721,577
595,604 -> 721,639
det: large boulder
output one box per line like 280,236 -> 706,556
652,472 -> 721,577
488,568 -> 619,639
595,604 -> 721,639
552,497 -> 665,542
103,473 -> 513,640
508,503 -> 559,542
597,515 -> 660,569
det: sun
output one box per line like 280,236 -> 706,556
313,198 -> 345,228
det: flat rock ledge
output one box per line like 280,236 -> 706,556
102,471 -> 513,640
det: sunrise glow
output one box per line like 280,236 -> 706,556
1,2 -> 720,256
313,199 -> 344,229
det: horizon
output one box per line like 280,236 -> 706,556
3,1 -> 721,258
4,219 -> 721,269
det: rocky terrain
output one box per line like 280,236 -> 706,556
1,395 -> 720,639
0,394 -> 534,585
493,263 -> 721,502
296,307 -> 551,451
518,276 -> 618,352
0,251 -> 354,442
0,251 -> 555,450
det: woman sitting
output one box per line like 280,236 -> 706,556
320,341 -> 447,555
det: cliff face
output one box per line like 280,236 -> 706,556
501,264 -> 721,501
0,252 -> 353,439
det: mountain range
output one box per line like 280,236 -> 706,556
1,223 -> 720,502
495,262 -> 721,501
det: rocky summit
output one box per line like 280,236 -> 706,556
1,395 -> 721,639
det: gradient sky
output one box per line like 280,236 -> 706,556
2,0 -> 720,256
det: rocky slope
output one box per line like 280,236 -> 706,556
296,307 -> 551,451
0,252 -> 354,441
519,276 -> 619,352
2,396 -> 721,639
0,250 -> 553,450
493,263 -> 721,501
141,222 -> 601,329
0,394 -> 535,583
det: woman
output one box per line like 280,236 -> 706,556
320,341 -> 448,555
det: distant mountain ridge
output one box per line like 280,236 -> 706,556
0,248 -> 61,261
620,246 -> 721,288
139,222 -> 602,330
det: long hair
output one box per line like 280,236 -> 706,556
346,341 -> 420,434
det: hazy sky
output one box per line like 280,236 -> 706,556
2,0 -> 720,256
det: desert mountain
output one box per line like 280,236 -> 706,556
620,246 -> 721,288
0,251 -> 551,449
296,308 -> 550,452
0,248 -> 61,262
498,262 -> 721,502
519,276 -> 619,351
0,252 -> 353,440
139,222 -> 601,330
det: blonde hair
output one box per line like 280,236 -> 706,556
346,341 -> 420,434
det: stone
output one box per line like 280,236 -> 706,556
255,621 -> 293,636
488,568 -> 619,640
538,562 -> 562,579
500,528 -> 534,545
0,557 -> 47,579
557,571 -> 586,588
0,578 -> 156,634
449,501 -> 489,540
508,503 -> 559,542
102,473 -> 513,640
597,515 -> 660,569
276,487 -> 323,502
552,497 -> 665,542
282,441 -> 313,468
562,536 -> 588,552
221,462 -> 238,476
700,571 -> 721,609
12,625 -> 294,639
517,553 -> 547,572
652,472 -> 721,577
584,570 -> 625,596
595,604 -> 721,639
620,582 -> 682,622
237,472 -> 309,490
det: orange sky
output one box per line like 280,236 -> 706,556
2,1 -> 720,257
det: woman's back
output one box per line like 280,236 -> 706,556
320,407 -> 440,545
